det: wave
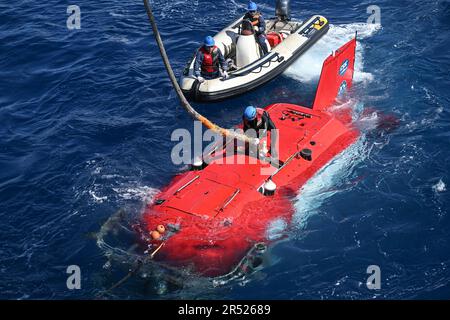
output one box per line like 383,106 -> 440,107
292,136 -> 369,232
284,22 -> 381,84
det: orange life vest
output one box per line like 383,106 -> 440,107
249,12 -> 261,26
200,45 -> 220,75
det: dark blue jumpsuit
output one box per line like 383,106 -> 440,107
243,12 -> 269,54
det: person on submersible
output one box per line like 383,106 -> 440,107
193,36 -> 229,83
242,105 -> 278,160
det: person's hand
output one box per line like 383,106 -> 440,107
197,76 -> 205,83
254,26 -> 259,33
222,71 -> 229,79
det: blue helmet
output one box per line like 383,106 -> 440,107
244,106 -> 257,121
204,36 -> 215,47
247,1 -> 258,11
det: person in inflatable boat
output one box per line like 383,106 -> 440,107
193,36 -> 229,83
243,1 -> 269,54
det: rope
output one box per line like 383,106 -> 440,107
143,0 -> 253,144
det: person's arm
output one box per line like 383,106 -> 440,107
262,111 -> 276,131
193,51 -> 203,77
262,112 -> 278,158
258,15 -> 266,34
243,117 -> 249,132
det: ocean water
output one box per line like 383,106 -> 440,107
0,0 -> 449,299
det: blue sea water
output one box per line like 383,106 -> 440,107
0,0 -> 449,299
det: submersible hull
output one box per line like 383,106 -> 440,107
142,38 -> 358,277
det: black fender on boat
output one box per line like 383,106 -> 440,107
191,79 -> 201,101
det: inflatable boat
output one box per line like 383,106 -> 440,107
141,37 -> 358,278
180,1 -> 329,102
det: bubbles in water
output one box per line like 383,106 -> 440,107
284,23 -> 381,83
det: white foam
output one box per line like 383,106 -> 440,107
109,12 -> 126,18
433,179 -> 446,193
292,137 -> 368,231
355,109 -> 382,131
266,218 -> 288,240
284,23 -> 381,84
89,190 -> 108,203
112,185 -> 160,204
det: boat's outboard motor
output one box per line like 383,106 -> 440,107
236,20 -> 261,68
276,0 -> 291,21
